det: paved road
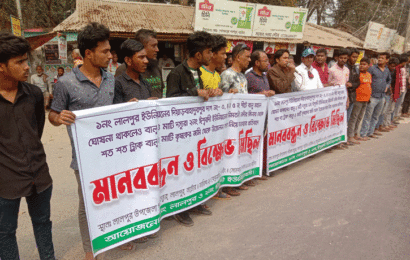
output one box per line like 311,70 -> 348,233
17,120 -> 410,260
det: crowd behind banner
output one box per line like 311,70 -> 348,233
0,21 -> 408,260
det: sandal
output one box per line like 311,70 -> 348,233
212,191 -> 231,200
236,184 -> 249,190
223,187 -> 240,196
189,205 -> 212,215
360,136 -> 370,141
134,237 -> 148,244
244,180 -> 256,187
148,233 -> 158,239
257,176 -> 268,181
335,144 -> 346,150
120,243 -> 135,250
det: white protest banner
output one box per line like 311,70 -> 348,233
267,87 -> 347,173
71,94 -> 267,256
252,5 -> 307,39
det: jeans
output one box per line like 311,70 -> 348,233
393,90 -> 407,118
360,97 -> 385,137
383,96 -> 395,126
376,94 -> 389,129
347,100 -> 354,122
0,186 -> 55,260
402,90 -> 410,114
347,101 -> 367,138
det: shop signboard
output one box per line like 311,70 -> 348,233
195,0 -> 307,39
363,21 -> 384,50
252,5 -> 307,39
10,16 -> 22,36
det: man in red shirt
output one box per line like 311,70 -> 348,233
312,48 -> 329,87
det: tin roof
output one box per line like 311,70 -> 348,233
53,0 -> 364,48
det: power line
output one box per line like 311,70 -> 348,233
351,0 -> 383,37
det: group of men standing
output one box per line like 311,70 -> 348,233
1,20 -> 409,260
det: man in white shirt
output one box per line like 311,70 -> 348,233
30,65 -> 49,109
158,53 -> 175,70
293,48 -> 323,91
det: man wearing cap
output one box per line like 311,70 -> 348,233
293,48 -> 323,91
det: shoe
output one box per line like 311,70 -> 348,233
190,205 -> 212,216
174,212 -> 194,226
147,233 -> 158,239
257,176 -> 268,181
379,127 -> 390,132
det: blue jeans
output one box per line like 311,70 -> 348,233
0,186 -> 55,260
360,97 -> 385,137
376,94 -> 389,129
393,90 -> 407,118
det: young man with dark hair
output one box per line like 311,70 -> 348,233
312,48 -> 329,87
328,49 -> 339,68
200,35 -> 227,91
0,33 -> 55,260
360,52 -> 391,139
49,22 -> 113,260
199,35 -> 232,200
391,54 -> 408,123
114,39 -> 158,104
328,48 -> 350,87
166,31 -> 222,226
375,56 -> 406,133
345,48 -> 361,122
116,29 -> 164,98
267,49 -> 295,94
348,57 -> 372,143
379,57 -> 400,131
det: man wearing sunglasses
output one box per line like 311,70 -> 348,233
293,48 -> 323,91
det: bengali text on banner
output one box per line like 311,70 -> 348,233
71,94 -> 267,256
267,86 -> 348,173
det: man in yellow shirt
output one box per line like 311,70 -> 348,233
200,35 -> 237,199
200,35 -> 227,90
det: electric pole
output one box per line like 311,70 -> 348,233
404,0 -> 410,52
14,0 -> 23,34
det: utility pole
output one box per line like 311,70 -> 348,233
404,0 -> 410,52
14,0 -> 23,29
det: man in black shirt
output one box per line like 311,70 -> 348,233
115,29 -> 164,98
0,33 -> 55,260
114,39 -> 157,103
166,32 -> 222,227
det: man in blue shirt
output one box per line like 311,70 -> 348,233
360,53 -> 392,138
49,22 -> 114,260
